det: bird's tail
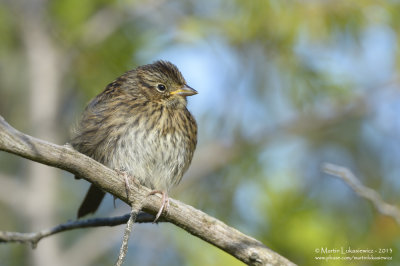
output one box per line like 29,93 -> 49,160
77,184 -> 106,218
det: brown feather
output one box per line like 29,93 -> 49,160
71,61 -> 197,218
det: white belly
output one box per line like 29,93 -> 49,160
108,127 -> 190,191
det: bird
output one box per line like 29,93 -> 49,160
70,60 -> 197,220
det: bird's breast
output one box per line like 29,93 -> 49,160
107,107 -> 196,191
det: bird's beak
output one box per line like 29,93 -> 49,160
170,85 -> 198,96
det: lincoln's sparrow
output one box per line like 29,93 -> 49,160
71,60 -> 197,219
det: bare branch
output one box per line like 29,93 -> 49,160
116,195 -> 146,266
0,116 -> 295,266
0,212 -> 158,248
323,163 -> 400,225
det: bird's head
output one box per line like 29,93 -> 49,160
127,60 -> 197,108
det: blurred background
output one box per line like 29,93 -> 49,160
1,0 -> 400,265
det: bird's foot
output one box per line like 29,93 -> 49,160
147,190 -> 170,223
114,169 -> 137,203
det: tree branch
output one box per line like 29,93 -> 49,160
323,163 -> 400,225
0,116 -> 295,266
0,212 -> 157,248
116,197 -> 146,266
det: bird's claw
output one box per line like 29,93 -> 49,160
115,169 -> 133,202
148,190 -> 169,223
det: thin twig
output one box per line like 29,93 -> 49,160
115,208 -> 136,266
323,163 -> 400,225
0,212 -> 159,248
115,185 -> 146,266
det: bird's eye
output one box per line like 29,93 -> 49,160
157,84 -> 167,92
